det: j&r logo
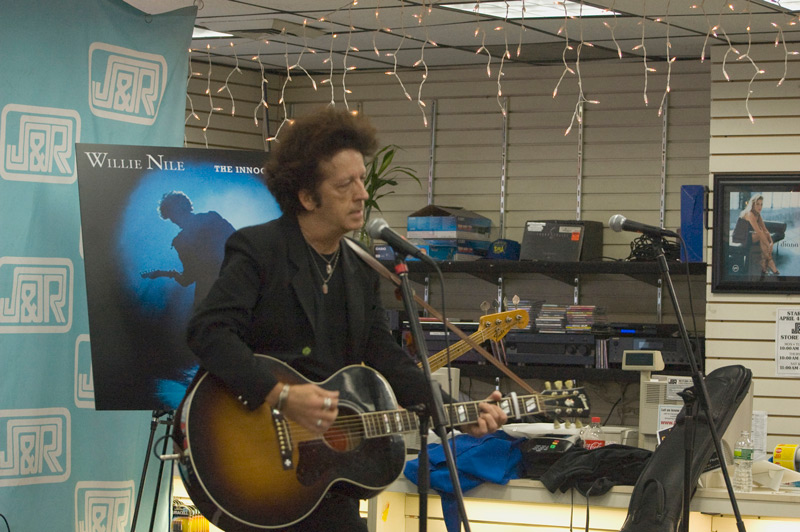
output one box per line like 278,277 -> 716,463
0,257 -> 74,333
0,104 -> 81,184
74,334 -> 95,409
88,42 -> 167,125
75,481 -> 134,532
0,408 -> 71,486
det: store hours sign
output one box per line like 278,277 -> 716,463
776,308 -> 800,376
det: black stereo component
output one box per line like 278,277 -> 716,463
607,336 -> 704,369
504,331 -> 596,366
520,220 -> 603,262
409,321 -> 484,363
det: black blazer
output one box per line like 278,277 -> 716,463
186,214 -> 431,410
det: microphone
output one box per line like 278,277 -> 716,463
608,214 -> 679,239
366,218 -> 435,263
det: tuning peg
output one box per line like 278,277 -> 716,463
575,420 -> 584,428
553,419 -> 562,429
512,294 -> 520,305
480,300 -> 491,314
565,379 -> 574,389
544,381 -> 552,390
554,380 -> 563,390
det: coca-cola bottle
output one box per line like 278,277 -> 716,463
582,416 -> 606,450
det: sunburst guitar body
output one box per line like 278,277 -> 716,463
173,354 -> 588,530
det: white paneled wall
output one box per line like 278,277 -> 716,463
185,60 -> 278,150
708,43 -> 800,452
274,60 -> 709,331
185,58 -> 712,425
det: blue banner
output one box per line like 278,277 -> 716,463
0,1 -> 196,530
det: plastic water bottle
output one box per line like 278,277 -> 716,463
583,416 -> 606,450
733,430 -> 753,492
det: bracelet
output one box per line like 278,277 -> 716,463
276,383 -> 290,411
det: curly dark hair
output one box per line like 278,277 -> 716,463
158,191 -> 193,220
266,107 -> 378,216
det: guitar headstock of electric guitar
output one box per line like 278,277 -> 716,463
478,309 -> 530,341
539,379 -> 591,429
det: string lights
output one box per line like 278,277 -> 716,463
656,1 -> 674,118
738,3 -> 764,123
217,42 -> 242,116
184,52 -> 201,147
202,44 -> 223,148
564,2 -> 599,136
185,0 -> 800,144
253,40 -> 271,132
413,1 -> 434,126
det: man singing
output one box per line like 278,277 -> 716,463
186,107 -> 507,531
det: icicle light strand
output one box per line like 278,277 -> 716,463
632,3 -> 653,106
658,1 -> 673,118
217,42 -> 242,116
553,1 -> 575,99
415,1 -> 432,127
253,40 -> 270,134
737,3 -> 763,123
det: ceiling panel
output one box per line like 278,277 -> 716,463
124,0 -> 800,70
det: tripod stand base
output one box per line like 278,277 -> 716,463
620,365 -> 752,532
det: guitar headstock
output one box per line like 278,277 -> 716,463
539,380 -> 591,423
478,309 -> 530,341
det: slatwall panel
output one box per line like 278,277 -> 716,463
185,60 -> 280,150
278,61 -> 709,330
708,43 -> 800,453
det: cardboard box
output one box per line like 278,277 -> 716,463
406,205 -> 492,240
374,240 -> 486,262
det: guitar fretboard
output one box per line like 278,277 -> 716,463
360,394 -> 546,439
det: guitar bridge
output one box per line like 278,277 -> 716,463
272,409 -> 294,470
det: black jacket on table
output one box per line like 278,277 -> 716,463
186,214 -> 434,411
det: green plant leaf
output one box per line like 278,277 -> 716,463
362,145 -> 422,224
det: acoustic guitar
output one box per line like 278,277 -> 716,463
173,354 -> 589,530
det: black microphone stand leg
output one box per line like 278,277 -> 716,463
678,388 -> 698,532
130,409 -> 173,532
654,241 -> 747,532
392,253 -> 472,532
413,408 -> 430,532
149,414 -> 174,531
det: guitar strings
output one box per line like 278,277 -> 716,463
280,398 -> 534,442
277,390 -> 583,444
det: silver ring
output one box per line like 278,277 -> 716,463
323,397 -> 332,410
316,418 -> 323,428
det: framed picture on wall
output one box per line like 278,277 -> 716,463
712,174 -> 800,293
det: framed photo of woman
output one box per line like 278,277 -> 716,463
712,174 -> 800,293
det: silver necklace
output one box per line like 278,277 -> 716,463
306,242 -> 341,294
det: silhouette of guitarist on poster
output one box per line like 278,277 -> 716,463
142,191 -> 235,307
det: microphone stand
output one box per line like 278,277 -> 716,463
391,251 -> 472,532
651,237 -> 747,532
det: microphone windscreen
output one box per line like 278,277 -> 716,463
608,214 -> 626,232
366,217 -> 388,239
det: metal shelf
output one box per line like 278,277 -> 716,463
388,259 -> 706,286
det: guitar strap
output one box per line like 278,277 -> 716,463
344,238 -> 536,394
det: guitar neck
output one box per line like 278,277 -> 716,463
359,393 -> 547,439
424,326 -> 496,373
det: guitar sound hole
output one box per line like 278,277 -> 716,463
323,405 -> 362,452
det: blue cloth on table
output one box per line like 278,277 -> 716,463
403,432 -> 524,532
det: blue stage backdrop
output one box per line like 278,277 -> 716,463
0,1 -> 196,530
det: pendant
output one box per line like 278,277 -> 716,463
322,282 -> 329,294
325,264 -> 333,275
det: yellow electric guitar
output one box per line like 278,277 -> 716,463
421,309 -> 530,373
